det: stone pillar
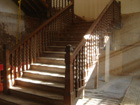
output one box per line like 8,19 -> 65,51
105,37 -> 110,82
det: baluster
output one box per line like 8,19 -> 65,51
59,0 -> 61,10
36,32 -> 40,57
3,45 -> 10,94
65,0 -> 66,7
13,51 -> 16,82
42,29 -> 44,52
56,0 -> 57,10
73,59 -> 75,90
82,46 -> 85,86
26,41 -> 29,70
75,55 -> 78,96
22,44 -> 25,72
78,51 -> 81,87
34,35 -> 37,62
44,26 -> 47,50
18,47 -> 21,77
30,38 -> 33,64
10,54 -> 13,85
62,0 -> 63,8
39,31 -> 42,55
53,0 -> 55,8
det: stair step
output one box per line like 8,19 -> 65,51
30,63 -> 65,74
36,57 -> 65,65
46,46 -> 66,51
23,70 -> 65,83
41,51 -> 66,58
58,35 -> 83,40
15,78 -> 64,95
0,94 -> 41,105
9,86 -> 63,105
52,41 -> 78,46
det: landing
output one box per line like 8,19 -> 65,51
76,70 -> 140,105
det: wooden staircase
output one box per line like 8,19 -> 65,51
0,22 -> 92,105
1,0 -> 121,105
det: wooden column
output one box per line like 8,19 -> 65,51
3,45 -> 10,94
64,45 -> 74,105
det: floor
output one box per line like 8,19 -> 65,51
121,76 -> 140,105
76,70 -> 140,105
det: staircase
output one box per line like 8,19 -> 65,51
1,0 -> 121,105
0,22 -> 92,105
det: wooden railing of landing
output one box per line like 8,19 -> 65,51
64,0 -> 121,105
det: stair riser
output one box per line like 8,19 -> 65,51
0,99 -> 18,105
23,73 -> 65,83
36,59 -> 65,65
41,53 -> 65,58
46,47 -> 65,51
30,65 -> 65,74
61,33 -> 85,36
10,89 -> 63,105
64,30 -> 87,33
15,80 -> 64,95
57,37 -> 82,41
52,42 -> 78,46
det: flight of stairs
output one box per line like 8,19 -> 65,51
0,22 -> 92,105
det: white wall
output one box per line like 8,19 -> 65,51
74,0 -> 140,21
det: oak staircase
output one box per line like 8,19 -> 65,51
1,0 -> 121,105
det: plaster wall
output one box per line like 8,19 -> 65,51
0,0 -> 25,37
117,0 -> 140,14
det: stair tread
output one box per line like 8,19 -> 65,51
16,78 -> 65,88
43,51 -> 66,54
31,63 -> 65,69
24,70 -> 65,78
38,57 -> 65,60
0,94 -> 41,105
10,86 -> 64,100
48,46 -> 66,48
54,41 -> 78,42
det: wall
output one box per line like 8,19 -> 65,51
0,0 -> 41,49
74,0 -> 110,21
74,0 -> 140,21
0,0 -> 25,38
117,0 -> 140,14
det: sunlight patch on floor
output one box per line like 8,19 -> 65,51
76,98 -> 103,105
